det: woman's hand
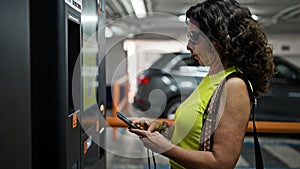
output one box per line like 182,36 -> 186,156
129,128 -> 174,154
131,118 -> 163,132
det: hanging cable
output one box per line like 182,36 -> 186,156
146,148 -> 156,169
147,148 -> 151,169
152,151 -> 156,169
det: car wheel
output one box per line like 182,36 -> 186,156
162,97 -> 181,120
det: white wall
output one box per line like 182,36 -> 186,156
105,36 -> 127,86
268,34 -> 300,56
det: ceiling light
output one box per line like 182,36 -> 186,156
178,15 -> 186,23
130,0 -> 147,18
251,14 -> 259,20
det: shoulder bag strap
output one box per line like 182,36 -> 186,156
227,72 -> 264,169
200,72 -> 264,169
200,78 -> 225,151
251,99 -> 264,169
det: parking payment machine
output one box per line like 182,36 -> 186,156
65,0 -> 107,168
0,0 -> 106,168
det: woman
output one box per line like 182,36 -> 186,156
130,0 -> 275,168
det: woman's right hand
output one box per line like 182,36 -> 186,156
131,118 -> 163,132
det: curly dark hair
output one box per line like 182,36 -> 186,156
186,0 -> 275,97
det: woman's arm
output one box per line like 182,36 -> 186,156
132,77 -> 251,169
164,77 -> 251,168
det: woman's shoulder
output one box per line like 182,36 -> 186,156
223,76 -> 252,107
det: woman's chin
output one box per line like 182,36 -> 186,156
198,59 -> 204,65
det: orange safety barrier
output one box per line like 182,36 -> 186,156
247,121 -> 300,133
106,117 -> 174,128
106,117 -> 300,133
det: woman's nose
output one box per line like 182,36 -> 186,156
187,44 -> 193,51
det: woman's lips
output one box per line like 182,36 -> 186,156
192,54 -> 198,60
193,54 -> 205,65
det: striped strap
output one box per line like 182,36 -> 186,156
199,71 -> 264,168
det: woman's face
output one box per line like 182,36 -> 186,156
186,21 -> 218,66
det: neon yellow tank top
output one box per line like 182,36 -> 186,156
170,66 -> 237,169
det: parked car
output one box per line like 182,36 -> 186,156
133,53 -> 300,122
255,55 -> 300,122
132,52 -> 209,119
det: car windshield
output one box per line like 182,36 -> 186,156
151,53 -> 179,69
151,53 -> 194,67
279,55 -> 300,69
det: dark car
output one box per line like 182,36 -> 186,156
133,53 -> 300,122
255,55 -> 300,122
132,52 -> 209,119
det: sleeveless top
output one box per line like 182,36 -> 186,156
170,66 -> 237,169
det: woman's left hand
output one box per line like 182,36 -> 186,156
129,128 -> 174,154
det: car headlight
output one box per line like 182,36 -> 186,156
169,84 -> 178,92
161,76 -> 171,85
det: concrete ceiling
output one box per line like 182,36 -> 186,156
105,0 -> 300,38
